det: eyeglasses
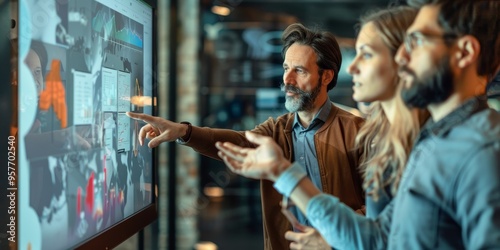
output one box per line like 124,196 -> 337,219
281,196 -> 305,232
404,31 -> 458,53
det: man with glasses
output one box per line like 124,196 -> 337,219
389,0 -> 500,248
216,0 -> 500,249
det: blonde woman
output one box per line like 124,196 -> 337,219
216,6 -> 427,249
348,6 -> 425,218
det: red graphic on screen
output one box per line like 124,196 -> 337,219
85,172 -> 95,214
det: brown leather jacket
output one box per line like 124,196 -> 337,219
186,103 -> 365,249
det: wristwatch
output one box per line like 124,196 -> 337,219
175,121 -> 192,145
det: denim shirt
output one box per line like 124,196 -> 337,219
289,99 -> 331,227
275,96 -> 500,249
388,97 -> 500,249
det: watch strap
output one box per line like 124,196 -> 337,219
176,121 -> 192,144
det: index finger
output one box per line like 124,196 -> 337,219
126,112 -> 156,124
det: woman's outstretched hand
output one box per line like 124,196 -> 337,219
215,131 -> 291,181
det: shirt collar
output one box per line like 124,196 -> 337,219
293,98 -> 331,129
418,95 -> 489,141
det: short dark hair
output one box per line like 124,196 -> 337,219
281,23 -> 342,91
408,0 -> 500,81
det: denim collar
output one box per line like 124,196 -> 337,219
418,96 -> 489,142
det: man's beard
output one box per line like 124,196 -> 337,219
281,78 -> 322,113
400,56 -> 454,109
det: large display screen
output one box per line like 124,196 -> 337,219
18,0 -> 156,249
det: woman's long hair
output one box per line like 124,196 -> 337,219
355,6 -> 423,200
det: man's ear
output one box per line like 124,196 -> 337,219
322,69 -> 334,86
455,35 -> 480,69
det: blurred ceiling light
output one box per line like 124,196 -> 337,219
195,241 -> 218,250
204,186 -> 224,198
211,5 -> 230,16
